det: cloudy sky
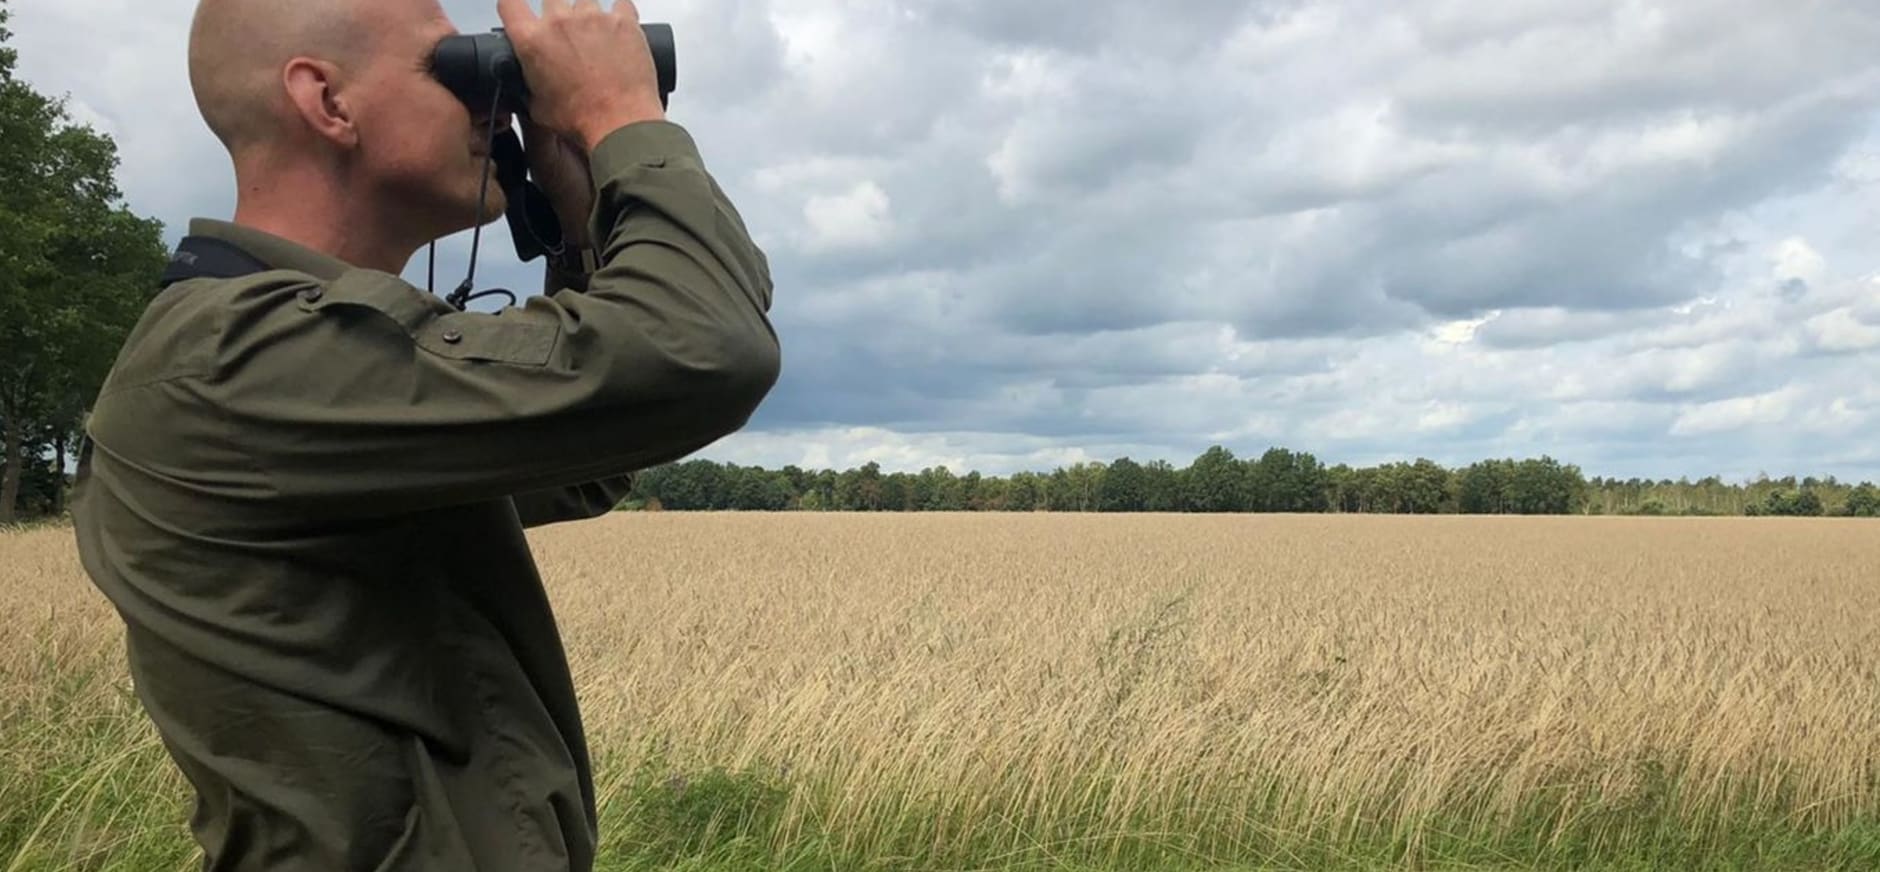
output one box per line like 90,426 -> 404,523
14,0 -> 1880,482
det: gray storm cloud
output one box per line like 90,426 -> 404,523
12,0 -> 1880,481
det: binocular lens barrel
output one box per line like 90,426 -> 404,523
432,24 -> 676,113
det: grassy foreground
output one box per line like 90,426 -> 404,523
5,513 -> 1878,870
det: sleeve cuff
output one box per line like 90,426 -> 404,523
580,120 -> 706,263
587,120 -> 702,181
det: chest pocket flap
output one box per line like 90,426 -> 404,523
295,270 -> 558,367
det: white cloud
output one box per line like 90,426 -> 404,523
1773,237 -> 1827,285
803,181 -> 894,251
707,426 -> 1124,476
12,0 -> 1880,484
1837,149 -> 1880,185
1805,307 -> 1880,353
1670,387 -> 1800,436
1415,402 -> 1472,433
1802,397 -> 1866,437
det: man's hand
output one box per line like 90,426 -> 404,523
497,0 -> 666,153
521,112 -> 595,250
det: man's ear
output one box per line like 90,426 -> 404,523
283,58 -> 358,149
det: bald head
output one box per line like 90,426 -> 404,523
192,0 -> 500,271
187,0 -> 394,158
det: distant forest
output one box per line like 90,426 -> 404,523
626,446 -> 1880,518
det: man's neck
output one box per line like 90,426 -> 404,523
227,159 -> 422,275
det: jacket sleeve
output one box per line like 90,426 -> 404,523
505,228 -> 635,528
166,121 -> 780,522
511,474 -> 637,528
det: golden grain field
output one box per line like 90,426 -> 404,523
4,513 -> 1879,869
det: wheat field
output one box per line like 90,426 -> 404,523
4,513 -> 1879,870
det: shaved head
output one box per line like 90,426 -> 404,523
187,0 -> 387,157
188,0 -> 507,272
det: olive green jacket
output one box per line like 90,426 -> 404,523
69,120 -> 779,871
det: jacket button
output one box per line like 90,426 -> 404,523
300,287 -> 323,302
442,328 -> 463,344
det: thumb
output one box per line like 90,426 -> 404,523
517,110 -> 553,147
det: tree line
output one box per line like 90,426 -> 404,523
626,450 -> 1880,518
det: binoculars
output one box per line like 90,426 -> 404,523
427,24 -> 678,265
432,24 -> 677,116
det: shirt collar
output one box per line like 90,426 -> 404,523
186,218 -> 354,283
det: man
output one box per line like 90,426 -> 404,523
68,0 -> 779,868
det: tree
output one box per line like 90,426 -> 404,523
913,465 -> 964,511
639,459 -> 724,510
1508,456 -> 1585,515
1247,447 -> 1330,512
1844,484 -> 1880,518
880,471 -> 913,511
1457,459 -> 1511,514
725,465 -> 794,510
1182,446 -> 1246,513
968,473 -> 1006,511
835,461 -> 883,511
1326,464 -> 1357,512
1059,461 -> 1105,512
778,464 -> 811,497
1141,459 -> 1181,512
1099,457 -> 1147,512
1751,488 -> 1824,518
1007,471 -> 1043,511
1,3 -> 170,521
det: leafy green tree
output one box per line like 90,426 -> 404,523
1752,489 -> 1824,517
0,4 -> 170,521
777,464 -> 811,497
1062,461 -> 1104,512
1326,464 -> 1358,512
1006,472 -> 1042,511
1098,457 -> 1147,512
724,465 -> 794,510
1141,459 -> 1181,512
1457,459 -> 1511,514
804,469 -> 838,509
1182,445 -> 1246,512
958,471 -> 982,510
880,472 -> 913,511
968,473 -> 1005,510
1362,460 -> 1448,514
913,465 -> 964,511
835,461 -> 883,511
1342,465 -> 1379,512
569,450 -> 1880,519
1844,484 -> 1880,518
1246,447 -> 1329,512
1508,456 -> 1584,514
640,459 -> 724,510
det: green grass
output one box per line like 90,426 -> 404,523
6,666 -> 1874,872
1,627 -> 198,872
581,753 -> 1880,871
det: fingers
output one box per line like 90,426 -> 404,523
536,0 -> 614,21
496,0 -> 537,29
614,0 -> 640,21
